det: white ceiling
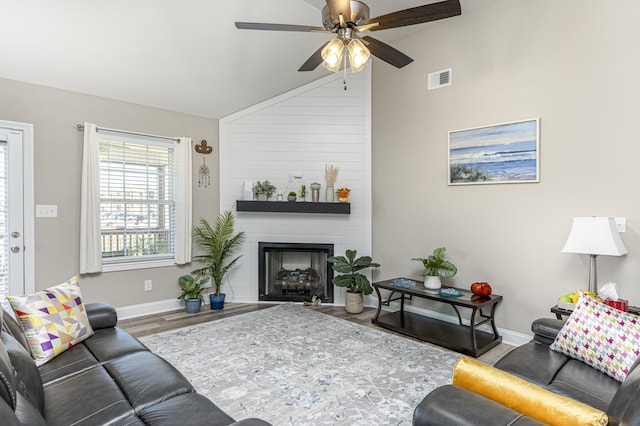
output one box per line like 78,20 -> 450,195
0,0 -> 489,119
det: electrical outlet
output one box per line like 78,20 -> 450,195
144,280 -> 152,291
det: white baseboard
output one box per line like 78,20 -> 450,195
117,298 -> 531,347
116,298 -> 184,320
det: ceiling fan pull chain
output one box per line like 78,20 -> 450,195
343,52 -> 348,90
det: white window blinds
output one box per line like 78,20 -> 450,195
80,123 -> 192,273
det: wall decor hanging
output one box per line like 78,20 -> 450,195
448,118 -> 540,185
195,139 -> 213,188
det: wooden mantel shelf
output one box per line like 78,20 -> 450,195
236,200 -> 350,214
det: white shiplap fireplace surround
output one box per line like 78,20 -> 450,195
219,69 -> 372,307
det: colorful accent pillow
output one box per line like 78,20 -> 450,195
550,292 -> 640,382
7,276 -> 94,366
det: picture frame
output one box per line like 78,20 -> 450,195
448,118 -> 540,185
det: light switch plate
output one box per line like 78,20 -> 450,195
36,205 -> 57,218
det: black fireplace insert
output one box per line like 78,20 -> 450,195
258,242 -> 334,303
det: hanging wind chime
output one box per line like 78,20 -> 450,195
195,139 -> 213,188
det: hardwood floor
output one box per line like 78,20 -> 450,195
118,302 -> 514,365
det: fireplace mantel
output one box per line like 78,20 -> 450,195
236,200 -> 350,214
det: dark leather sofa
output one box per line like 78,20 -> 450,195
0,302 -> 271,425
413,318 -> 640,425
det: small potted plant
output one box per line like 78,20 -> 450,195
412,247 -> 457,290
300,184 -> 307,201
192,211 -> 246,310
177,274 -> 210,313
253,180 -> 276,201
288,191 -> 297,202
327,249 -> 380,313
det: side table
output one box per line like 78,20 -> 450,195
372,278 -> 502,357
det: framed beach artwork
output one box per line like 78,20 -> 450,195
448,118 -> 540,185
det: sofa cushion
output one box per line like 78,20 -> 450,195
43,366 -> 134,426
550,293 -> 640,382
37,343 -> 99,386
494,341 -> 570,387
546,359 -> 620,411
104,351 -> 195,411
138,393 -> 236,426
7,276 -> 94,366
413,384 -> 547,426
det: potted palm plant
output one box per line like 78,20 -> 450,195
327,249 -> 380,314
191,211 -> 246,310
412,247 -> 457,290
177,274 -> 210,313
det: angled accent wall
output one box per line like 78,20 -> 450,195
219,69 -> 373,305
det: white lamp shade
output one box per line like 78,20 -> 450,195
561,217 -> 628,256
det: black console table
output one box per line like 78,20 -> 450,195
372,278 -> 503,357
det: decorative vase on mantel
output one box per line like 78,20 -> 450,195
326,186 -> 334,202
257,193 -> 268,201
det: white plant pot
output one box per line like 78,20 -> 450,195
424,276 -> 442,290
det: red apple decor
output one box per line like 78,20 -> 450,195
471,282 -> 492,297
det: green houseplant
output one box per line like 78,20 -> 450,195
327,249 -> 380,313
191,211 -> 246,310
177,274 -> 210,313
287,191 -> 297,202
253,180 -> 276,201
412,247 -> 457,290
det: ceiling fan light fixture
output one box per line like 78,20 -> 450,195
347,38 -> 370,73
321,38 -> 345,72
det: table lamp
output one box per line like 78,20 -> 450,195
561,217 -> 628,294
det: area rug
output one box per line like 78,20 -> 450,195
140,304 -> 461,425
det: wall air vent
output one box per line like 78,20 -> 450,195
428,68 -> 452,90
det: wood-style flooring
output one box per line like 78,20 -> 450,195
118,302 -> 514,365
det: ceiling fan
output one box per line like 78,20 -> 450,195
235,0 -> 461,75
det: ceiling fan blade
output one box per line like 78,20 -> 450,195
362,36 -> 413,68
325,0 -> 352,24
298,41 -> 331,72
365,0 -> 461,31
235,22 -> 328,32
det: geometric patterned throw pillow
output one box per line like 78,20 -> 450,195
7,276 -> 94,366
550,292 -> 640,382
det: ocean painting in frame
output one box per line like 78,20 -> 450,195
448,118 -> 540,185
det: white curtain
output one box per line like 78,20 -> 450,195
79,122 -> 102,273
174,137 -> 192,264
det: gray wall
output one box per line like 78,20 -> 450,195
371,0 -> 640,334
0,78 -> 219,307
2,0 -> 639,335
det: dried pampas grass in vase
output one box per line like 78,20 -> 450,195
325,165 -> 339,202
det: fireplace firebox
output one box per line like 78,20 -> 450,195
258,242 -> 334,303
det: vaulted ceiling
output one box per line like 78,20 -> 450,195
0,0 -> 491,118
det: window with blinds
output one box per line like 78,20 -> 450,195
98,131 -> 175,264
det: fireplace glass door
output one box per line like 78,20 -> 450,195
259,242 -> 334,303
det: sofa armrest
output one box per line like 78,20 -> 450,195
85,302 -> 118,330
413,385 -> 546,426
531,318 -> 565,345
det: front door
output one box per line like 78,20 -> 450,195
0,120 -> 34,308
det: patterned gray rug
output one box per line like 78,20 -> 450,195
140,304 -> 461,425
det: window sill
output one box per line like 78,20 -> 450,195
102,257 -> 175,272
